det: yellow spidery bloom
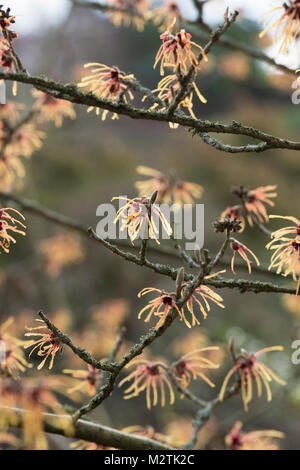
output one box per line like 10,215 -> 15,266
6,123 -> 45,157
112,195 -> 172,245
78,63 -> 134,120
119,359 -> 175,409
260,1 -> 300,53
63,366 -> 102,396
145,74 -> 206,127
183,272 -> 225,326
267,215 -> 300,293
0,207 -> 26,254
244,185 -> 277,226
225,421 -> 284,450
151,1 -> 182,32
219,346 -> 286,412
230,238 -> 260,275
172,347 -> 220,389
24,319 -> 62,370
138,287 -> 191,328
154,20 -> 208,76
108,0 -> 149,32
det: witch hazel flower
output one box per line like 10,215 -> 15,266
151,1 -> 182,32
137,287 -> 190,329
260,1 -> 300,53
24,319 -> 63,370
118,358 -> 175,409
225,421 -> 284,450
0,207 -> 26,254
147,74 -> 206,127
266,215 -> 300,294
230,238 -> 260,274
172,347 -> 220,389
135,165 -> 204,205
154,19 -> 207,76
78,63 -> 134,120
63,366 -> 102,396
219,345 -> 286,412
112,195 -> 172,245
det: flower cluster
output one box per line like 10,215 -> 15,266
138,274 -> 225,330
151,19 -> 207,122
32,90 -> 76,128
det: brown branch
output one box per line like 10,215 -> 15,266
0,406 -> 173,450
0,191 -> 297,295
1,71 -> 300,154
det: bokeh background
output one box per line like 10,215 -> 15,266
1,0 -> 300,449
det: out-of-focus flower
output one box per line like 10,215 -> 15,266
166,417 -> 218,449
108,0 -> 149,32
70,440 -> 115,450
78,63 -> 134,120
0,317 -> 31,378
230,238 -> 260,274
37,233 -> 84,278
151,1 -> 182,32
0,378 -> 73,449
219,346 -> 286,411
147,74 -> 206,127
0,102 -> 24,124
32,90 -> 76,128
282,293 -> 300,315
220,205 -> 245,232
219,53 -> 250,81
267,216 -> 300,293
172,347 -> 220,388
92,298 -> 129,329
183,273 -> 225,326
113,195 -> 172,245
24,319 -> 63,370
138,287 -> 190,329
260,2 -> 300,53
244,185 -> 277,226
119,358 -> 175,409
0,207 -> 26,254
6,123 -> 45,157
135,166 -> 203,205
0,39 -> 17,95
154,21 -> 207,76
225,421 -> 284,450
63,366 -> 102,396
0,432 -> 20,449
